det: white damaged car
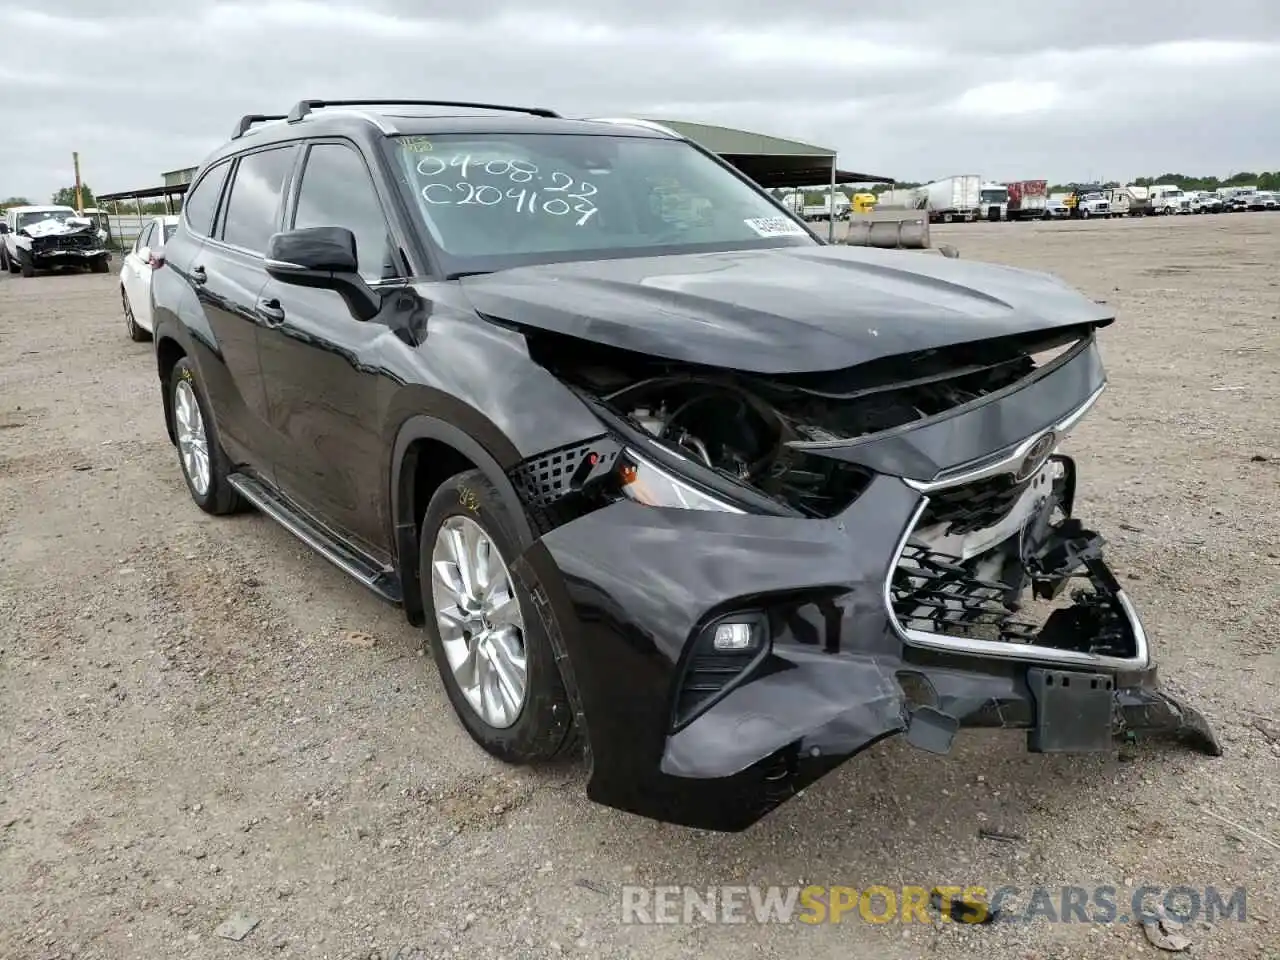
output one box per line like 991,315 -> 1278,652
0,205 -> 111,277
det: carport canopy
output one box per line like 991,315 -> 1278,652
93,182 -> 191,250
96,182 -> 189,208
638,118 -> 895,189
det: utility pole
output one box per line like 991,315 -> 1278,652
73,152 -> 83,212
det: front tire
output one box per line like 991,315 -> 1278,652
18,250 -> 34,277
90,256 -> 110,274
420,469 -> 574,765
169,357 -> 242,515
123,289 -> 150,342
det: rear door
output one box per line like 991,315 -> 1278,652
122,220 -> 153,313
257,138 -> 405,560
190,144 -> 299,478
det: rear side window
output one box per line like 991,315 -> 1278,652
292,143 -> 397,282
182,161 -> 230,237
221,146 -> 297,254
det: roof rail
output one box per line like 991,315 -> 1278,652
583,117 -> 684,138
231,114 -> 288,140
286,99 -> 560,124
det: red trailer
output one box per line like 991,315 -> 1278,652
1007,180 -> 1049,221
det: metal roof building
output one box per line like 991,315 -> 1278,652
637,118 -> 893,191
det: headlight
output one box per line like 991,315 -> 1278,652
618,448 -> 744,513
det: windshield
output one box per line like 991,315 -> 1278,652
18,209 -> 77,228
980,188 -> 1008,203
388,133 -> 816,275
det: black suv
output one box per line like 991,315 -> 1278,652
151,99 -> 1219,831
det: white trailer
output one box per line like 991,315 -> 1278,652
801,194 -> 850,222
921,175 -> 981,223
1108,185 -> 1149,217
876,186 -> 927,210
777,191 -> 849,222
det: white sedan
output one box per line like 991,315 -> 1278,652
119,215 -> 179,342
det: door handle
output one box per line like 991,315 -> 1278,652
191,265 -> 207,285
256,297 -> 286,325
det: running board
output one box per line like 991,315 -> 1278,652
227,473 -> 402,605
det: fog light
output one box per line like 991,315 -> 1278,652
713,622 -> 758,652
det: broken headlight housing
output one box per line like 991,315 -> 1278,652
617,448 -> 745,513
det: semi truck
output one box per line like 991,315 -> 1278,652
979,181 -> 1009,221
1149,185 -> 1191,215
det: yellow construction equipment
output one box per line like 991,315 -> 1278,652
849,192 -> 877,215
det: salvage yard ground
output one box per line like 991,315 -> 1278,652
1,215 -> 1278,960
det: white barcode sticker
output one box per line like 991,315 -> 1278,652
743,217 -> 808,238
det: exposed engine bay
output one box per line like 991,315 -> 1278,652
529,325 -> 1088,517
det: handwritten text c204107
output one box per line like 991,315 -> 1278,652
413,155 -> 599,226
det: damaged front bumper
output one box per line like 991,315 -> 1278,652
30,246 -> 109,267
513,337 -> 1221,832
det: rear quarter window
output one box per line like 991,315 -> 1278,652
182,161 -> 231,237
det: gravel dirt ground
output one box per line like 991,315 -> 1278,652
2,214 -> 1278,960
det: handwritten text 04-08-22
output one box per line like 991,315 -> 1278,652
414,155 -> 599,226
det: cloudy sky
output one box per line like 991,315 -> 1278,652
3,0 -> 1279,203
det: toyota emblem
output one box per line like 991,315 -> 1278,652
1014,432 -> 1056,482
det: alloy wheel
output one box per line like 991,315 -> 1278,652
174,379 -> 211,496
123,292 -> 137,335
430,515 -> 528,728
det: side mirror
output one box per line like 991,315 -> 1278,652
265,226 -> 381,322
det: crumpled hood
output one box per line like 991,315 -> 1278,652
20,216 -> 97,240
458,245 -> 1114,374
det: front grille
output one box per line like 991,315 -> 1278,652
919,473 -> 1030,535
891,543 -> 1035,643
891,541 -> 1133,658
37,234 -> 95,252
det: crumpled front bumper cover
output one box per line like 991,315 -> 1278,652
511,334 -> 1220,831
32,247 -> 108,263
516,473 -> 1221,833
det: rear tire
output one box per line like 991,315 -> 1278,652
420,469 -> 574,765
123,289 -> 150,342
169,357 -> 243,515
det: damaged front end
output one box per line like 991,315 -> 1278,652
502,320 -> 1221,831
19,216 -> 109,271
